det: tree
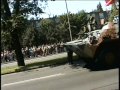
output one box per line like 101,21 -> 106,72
97,2 -> 103,12
1,0 -> 46,66
39,18 -> 58,43
32,9 -> 88,44
58,10 -> 88,40
109,3 -> 119,21
1,30 -> 12,51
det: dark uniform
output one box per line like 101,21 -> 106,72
67,49 -> 73,64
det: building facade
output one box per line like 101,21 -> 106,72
87,11 -> 110,29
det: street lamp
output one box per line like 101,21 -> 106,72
65,0 -> 72,41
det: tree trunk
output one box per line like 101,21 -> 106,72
11,30 -> 25,66
2,0 -> 25,66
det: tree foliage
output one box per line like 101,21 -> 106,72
109,3 -> 119,21
37,10 -> 88,43
97,2 -> 103,12
1,0 -> 88,66
1,0 -> 47,66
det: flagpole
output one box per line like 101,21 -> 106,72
65,0 -> 72,41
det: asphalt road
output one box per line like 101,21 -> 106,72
1,64 -> 119,90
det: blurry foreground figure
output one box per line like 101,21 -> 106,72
97,22 -> 118,45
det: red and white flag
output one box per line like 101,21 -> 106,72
105,0 -> 115,6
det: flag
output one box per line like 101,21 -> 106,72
105,0 -> 115,6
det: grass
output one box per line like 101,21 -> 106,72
1,66 -> 20,75
1,55 -> 78,75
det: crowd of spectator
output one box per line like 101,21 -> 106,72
1,42 -> 65,63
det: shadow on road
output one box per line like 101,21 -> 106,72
49,59 -> 85,69
49,59 -> 118,71
84,63 -> 119,71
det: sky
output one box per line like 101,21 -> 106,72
29,0 -> 112,19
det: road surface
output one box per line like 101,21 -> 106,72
1,64 -> 119,90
